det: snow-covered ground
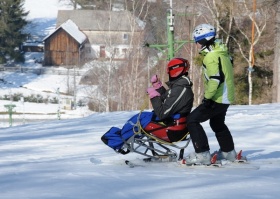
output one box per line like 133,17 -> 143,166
0,104 -> 280,199
0,1 -> 279,198
0,0 -> 92,127
0,69 -> 92,127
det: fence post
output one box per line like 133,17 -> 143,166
4,104 -> 16,127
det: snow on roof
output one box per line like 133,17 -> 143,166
44,19 -> 87,44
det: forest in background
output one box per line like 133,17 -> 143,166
1,0 -> 279,111
77,0 -> 278,111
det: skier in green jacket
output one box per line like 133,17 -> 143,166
185,24 -> 237,165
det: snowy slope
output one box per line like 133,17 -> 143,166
0,104 -> 280,199
23,0 -> 73,38
0,1 -> 279,198
0,0 -> 90,128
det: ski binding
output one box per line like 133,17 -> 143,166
182,150 -> 247,167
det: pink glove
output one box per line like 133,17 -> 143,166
147,87 -> 160,99
150,75 -> 162,89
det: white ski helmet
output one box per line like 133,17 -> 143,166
193,24 -> 216,44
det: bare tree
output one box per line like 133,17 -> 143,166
79,1 -> 150,112
201,0 -> 235,45
174,1 -> 205,106
194,0 -> 274,105
59,0 -> 79,9
230,0 -> 268,105
119,0 -> 150,111
273,0 -> 280,103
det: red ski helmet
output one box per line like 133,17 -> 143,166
167,58 -> 190,78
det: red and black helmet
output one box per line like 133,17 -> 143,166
167,58 -> 190,78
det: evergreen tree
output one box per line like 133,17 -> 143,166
0,0 -> 29,64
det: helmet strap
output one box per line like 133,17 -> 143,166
199,42 -> 214,54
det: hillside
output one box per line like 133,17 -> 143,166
0,103 -> 280,198
0,0 -> 92,128
0,1 -> 279,198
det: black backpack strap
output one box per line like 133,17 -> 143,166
209,57 -> 224,87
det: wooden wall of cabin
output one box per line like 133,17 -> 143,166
44,29 -> 80,66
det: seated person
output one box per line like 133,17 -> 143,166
101,58 -> 194,153
146,58 -> 194,142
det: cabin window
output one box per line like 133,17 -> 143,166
123,33 -> 128,40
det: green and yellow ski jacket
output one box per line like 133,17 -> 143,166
202,40 -> 235,104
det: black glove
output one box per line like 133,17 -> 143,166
202,97 -> 214,108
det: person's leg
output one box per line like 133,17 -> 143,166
209,104 -> 237,161
187,104 -> 212,153
209,103 -> 234,152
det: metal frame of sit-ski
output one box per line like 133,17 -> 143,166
121,127 -> 191,162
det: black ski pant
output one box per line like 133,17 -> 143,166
187,102 -> 234,153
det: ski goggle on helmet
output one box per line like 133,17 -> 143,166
167,58 -> 190,78
193,24 -> 216,45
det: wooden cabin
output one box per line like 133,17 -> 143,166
43,20 -> 88,67
43,10 -> 144,66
